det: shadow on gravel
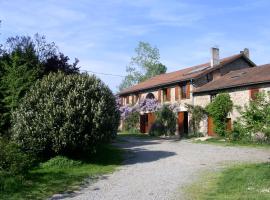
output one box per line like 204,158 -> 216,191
123,147 -> 176,164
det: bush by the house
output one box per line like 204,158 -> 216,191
233,92 -> 270,143
123,111 -> 140,133
186,104 -> 206,137
206,93 -> 233,137
12,72 -> 120,158
149,119 -> 165,136
0,138 -> 35,175
153,105 -> 176,136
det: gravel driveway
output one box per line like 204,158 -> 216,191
64,137 -> 270,200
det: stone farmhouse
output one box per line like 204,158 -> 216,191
118,47 -> 270,136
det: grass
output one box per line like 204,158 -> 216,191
194,137 -> 270,149
185,162 -> 270,200
0,144 -> 123,200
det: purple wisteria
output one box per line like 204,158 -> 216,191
119,98 -> 161,120
139,98 -> 160,112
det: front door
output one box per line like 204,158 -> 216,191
140,114 -> 148,133
178,112 -> 188,136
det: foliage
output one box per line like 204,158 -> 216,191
0,34 -> 79,136
149,119 -> 165,136
234,92 -> 270,143
155,105 -> 177,136
0,144 -> 123,200
206,93 -> 233,137
0,45 -> 40,136
0,138 -> 35,175
186,104 -> 206,137
12,72 -> 120,158
119,41 -> 166,91
40,156 -> 82,168
123,111 -> 140,133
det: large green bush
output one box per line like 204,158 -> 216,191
12,72 -> 120,157
152,105 -> 176,136
186,104 -> 206,136
206,93 -> 233,137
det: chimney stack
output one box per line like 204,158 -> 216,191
211,47 -> 220,67
240,48 -> 249,58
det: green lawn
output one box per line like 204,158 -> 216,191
194,137 -> 270,149
185,163 -> 270,200
0,145 -> 123,200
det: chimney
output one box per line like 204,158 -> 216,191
240,48 -> 249,58
210,47 -> 220,67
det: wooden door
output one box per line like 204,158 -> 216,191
207,116 -> 215,136
178,112 -> 184,135
140,114 -> 147,133
147,113 -> 156,133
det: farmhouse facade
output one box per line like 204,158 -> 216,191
119,47 -> 270,136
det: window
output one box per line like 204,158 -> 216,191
181,84 -> 187,99
250,88 -> 259,100
163,88 -> 171,102
163,88 -> 168,101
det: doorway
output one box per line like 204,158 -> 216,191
178,111 -> 188,136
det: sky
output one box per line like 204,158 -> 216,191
1,0 -> 270,92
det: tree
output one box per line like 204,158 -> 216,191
206,93 -> 233,137
0,34 -> 79,136
119,41 -> 167,91
0,43 -> 40,136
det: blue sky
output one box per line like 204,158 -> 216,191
1,0 -> 270,92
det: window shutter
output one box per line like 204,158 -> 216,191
167,88 -> 171,101
158,89 -> 161,102
175,86 -> 179,100
139,93 -> 142,101
132,95 -> 134,104
186,82 -> 190,99
121,97 -> 123,105
250,88 -> 259,100
126,96 -> 129,104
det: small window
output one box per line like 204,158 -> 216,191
163,88 -> 168,101
181,84 -> 187,99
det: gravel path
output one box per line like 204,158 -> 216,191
63,137 -> 270,200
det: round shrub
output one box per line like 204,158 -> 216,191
12,72 -> 120,157
149,120 -> 165,136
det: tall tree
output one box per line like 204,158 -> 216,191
0,33 -> 79,136
119,41 -> 166,91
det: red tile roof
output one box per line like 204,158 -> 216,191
119,53 -> 250,95
194,64 -> 270,93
